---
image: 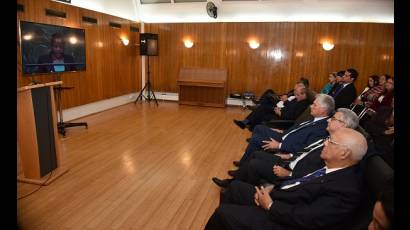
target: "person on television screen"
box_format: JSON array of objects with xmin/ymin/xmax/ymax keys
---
[{"xmin": 37, "ymin": 32, "xmax": 76, "ymax": 73}]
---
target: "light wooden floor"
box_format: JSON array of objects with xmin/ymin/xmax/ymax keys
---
[{"xmin": 17, "ymin": 101, "xmax": 251, "ymax": 230}]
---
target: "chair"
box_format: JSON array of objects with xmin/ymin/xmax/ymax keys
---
[
  {"xmin": 340, "ymin": 155, "xmax": 394, "ymax": 229},
  {"xmin": 351, "ymin": 103, "xmax": 376, "ymax": 120}
]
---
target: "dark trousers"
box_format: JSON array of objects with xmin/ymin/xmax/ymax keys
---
[
  {"xmin": 245, "ymin": 106, "xmax": 280, "ymax": 131},
  {"xmin": 235, "ymin": 151, "xmax": 285, "ymax": 185},
  {"xmin": 205, "ymin": 180, "xmax": 274, "ymax": 230},
  {"xmin": 239, "ymin": 125, "xmax": 283, "ymax": 164}
]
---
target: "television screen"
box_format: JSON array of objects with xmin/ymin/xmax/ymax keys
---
[{"xmin": 19, "ymin": 21, "xmax": 86, "ymax": 75}]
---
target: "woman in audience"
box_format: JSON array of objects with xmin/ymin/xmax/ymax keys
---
[
  {"xmin": 320, "ymin": 72, "xmax": 337, "ymax": 94},
  {"xmin": 369, "ymin": 77, "xmax": 394, "ymax": 111},
  {"xmin": 351, "ymin": 75, "xmax": 383, "ymax": 114},
  {"xmin": 362, "ymin": 97, "xmax": 394, "ymax": 168},
  {"xmin": 356, "ymin": 75, "xmax": 381, "ymax": 102},
  {"xmin": 378, "ymin": 74, "xmax": 391, "ymax": 87}
]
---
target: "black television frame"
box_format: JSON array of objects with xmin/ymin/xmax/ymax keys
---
[{"xmin": 18, "ymin": 20, "xmax": 87, "ymax": 76}]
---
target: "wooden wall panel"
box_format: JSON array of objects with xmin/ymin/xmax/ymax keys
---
[
  {"xmin": 145, "ymin": 22, "xmax": 394, "ymax": 97},
  {"xmin": 145, "ymin": 23, "xmax": 227, "ymax": 93},
  {"xmin": 17, "ymin": 0, "xmax": 141, "ymax": 109}
]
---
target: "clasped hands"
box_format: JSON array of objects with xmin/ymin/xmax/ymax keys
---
[
  {"xmin": 254, "ymin": 185, "xmax": 274, "ymax": 210},
  {"xmin": 273, "ymin": 165, "xmax": 291, "ymax": 177}
]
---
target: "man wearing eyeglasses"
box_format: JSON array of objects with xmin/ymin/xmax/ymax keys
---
[
  {"xmin": 234, "ymin": 94, "xmax": 334, "ymax": 166},
  {"xmin": 205, "ymin": 128, "xmax": 368, "ymax": 230},
  {"xmin": 212, "ymin": 108, "xmax": 359, "ymax": 188}
]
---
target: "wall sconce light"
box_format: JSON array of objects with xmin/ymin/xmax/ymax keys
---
[
  {"xmin": 382, "ymin": 54, "xmax": 390, "ymax": 60},
  {"xmin": 121, "ymin": 37, "xmax": 129, "ymax": 46},
  {"xmin": 248, "ymin": 40, "xmax": 260, "ymax": 49},
  {"xmin": 269, "ymin": 49, "xmax": 283, "ymax": 61},
  {"xmin": 295, "ymin": 51, "xmax": 304, "ymax": 57},
  {"xmin": 184, "ymin": 39, "xmax": 194, "ymax": 48},
  {"xmin": 322, "ymin": 41, "xmax": 334, "ymax": 51}
]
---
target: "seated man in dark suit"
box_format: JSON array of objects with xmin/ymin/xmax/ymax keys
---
[
  {"xmin": 205, "ymin": 128, "xmax": 368, "ymax": 230},
  {"xmin": 253, "ymin": 77, "xmax": 310, "ymax": 109},
  {"xmin": 236, "ymin": 94, "xmax": 334, "ymax": 165},
  {"xmin": 234, "ymin": 86, "xmax": 310, "ymax": 131},
  {"xmin": 330, "ymin": 68, "xmax": 358, "ymax": 109},
  {"xmin": 213, "ymin": 108, "xmax": 359, "ymax": 187}
]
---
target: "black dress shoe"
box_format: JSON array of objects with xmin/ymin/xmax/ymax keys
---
[
  {"xmin": 252, "ymin": 99, "xmax": 260, "ymax": 104},
  {"xmin": 212, "ymin": 177, "xmax": 232, "ymax": 188},
  {"xmin": 233, "ymin": 161, "xmax": 240, "ymax": 167},
  {"xmin": 246, "ymin": 105, "xmax": 257, "ymax": 111},
  {"xmin": 233, "ymin": 120, "xmax": 246, "ymax": 129},
  {"xmin": 228, "ymin": 170, "xmax": 239, "ymax": 177}
]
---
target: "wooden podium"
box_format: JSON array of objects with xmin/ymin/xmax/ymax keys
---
[
  {"xmin": 17, "ymin": 81, "xmax": 69, "ymax": 185},
  {"xmin": 177, "ymin": 68, "xmax": 227, "ymax": 108}
]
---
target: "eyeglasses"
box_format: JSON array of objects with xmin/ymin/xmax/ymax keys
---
[
  {"xmin": 330, "ymin": 116, "xmax": 345, "ymax": 124},
  {"xmin": 325, "ymin": 136, "xmax": 350, "ymax": 149}
]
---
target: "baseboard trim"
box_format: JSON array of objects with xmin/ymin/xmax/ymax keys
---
[{"xmin": 63, "ymin": 92, "xmax": 254, "ymax": 121}]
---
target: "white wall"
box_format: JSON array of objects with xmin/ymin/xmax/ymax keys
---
[
  {"xmin": 69, "ymin": 0, "xmax": 393, "ymax": 23},
  {"xmin": 139, "ymin": 1, "xmax": 393, "ymax": 23},
  {"xmin": 70, "ymin": 0, "xmax": 139, "ymax": 21}
]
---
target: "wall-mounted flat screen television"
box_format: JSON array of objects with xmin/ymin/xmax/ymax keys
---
[{"xmin": 19, "ymin": 21, "xmax": 86, "ymax": 75}]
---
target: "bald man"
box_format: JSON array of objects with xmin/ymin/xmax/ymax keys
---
[{"xmin": 206, "ymin": 128, "xmax": 368, "ymax": 230}]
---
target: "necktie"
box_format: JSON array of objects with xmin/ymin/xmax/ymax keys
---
[
  {"xmin": 282, "ymin": 120, "xmax": 314, "ymax": 140},
  {"xmin": 280, "ymin": 167, "xmax": 326, "ymax": 187},
  {"xmin": 333, "ymin": 84, "xmax": 347, "ymax": 98}
]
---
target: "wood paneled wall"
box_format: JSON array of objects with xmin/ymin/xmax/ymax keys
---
[
  {"xmin": 145, "ymin": 22, "xmax": 394, "ymax": 96},
  {"xmin": 17, "ymin": 0, "xmax": 141, "ymax": 109}
]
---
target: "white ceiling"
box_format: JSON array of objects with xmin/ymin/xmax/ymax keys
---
[{"xmin": 69, "ymin": 0, "xmax": 394, "ymax": 23}]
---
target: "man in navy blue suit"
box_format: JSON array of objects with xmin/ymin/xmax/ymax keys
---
[
  {"xmin": 236, "ymin": 94, "xmax": 334, "ymax": 165},
  {"xmin": 205, "ymin": 128, "xmax": 368, "ymax": 230},
  {"xmin": 221, "ymin": 108, "xmax": 360, "ymax": 187}
]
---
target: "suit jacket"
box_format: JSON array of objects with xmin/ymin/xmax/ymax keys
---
[
  {"xmin": 334, "ymin": 83, "xmax": 357, "ymax": 109},
  {"xmin": 280, "ymin": 99, "xmax": 310, "ymax": 120},
  {"xmin": 289, "ymin": 147, "xmax": 325, "ymax": 178},
  {"xmin": 267, "ymin": 165, "xmax": 363, "ymax": 229},
  {"xmin": 328, "ymin": 83, "xmax": 342, "ymax": 97},
  {"xmin": 279, "ymin": 118, "xmax": 329, "ymax": 154},
  {"xmin": 217, "ymin": 165, "xmax": 363, "ymax": 230}
]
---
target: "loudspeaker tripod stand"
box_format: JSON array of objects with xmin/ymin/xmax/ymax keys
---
[{"xmin": 134, "ymin": 56, "xmax": 158, "ymax": 106}]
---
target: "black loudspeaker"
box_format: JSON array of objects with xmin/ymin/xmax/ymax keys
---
[{"xmin": 140, "ymin": 33, "xmax": 158, "ymax": 56}]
